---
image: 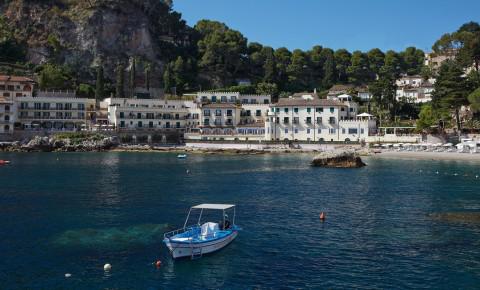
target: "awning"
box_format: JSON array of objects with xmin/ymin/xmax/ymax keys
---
[{"xmin": 192, "ymin": 204, "xmax": 235, "ymax": 210}]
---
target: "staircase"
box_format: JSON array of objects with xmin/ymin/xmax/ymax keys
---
[{"xmin": 191, "ymin": 246, "xmax": 203, "ymax": 259}]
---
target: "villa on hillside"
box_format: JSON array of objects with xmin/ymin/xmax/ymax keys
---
[{"xmin": 395, "ymin": 75, "xmax": 435, "ymax": 103}]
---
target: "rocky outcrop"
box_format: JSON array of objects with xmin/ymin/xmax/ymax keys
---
[
  {"xmin": 0, "ymin": 135, "xmax": 119, "ymax": 152},
  {"xmin": 311, "ymin": 151, "xmax": 366, "ymax": 168},
  {"xmin": 0, "ymin": 0, "xmax": 192, "ymax": 82}
]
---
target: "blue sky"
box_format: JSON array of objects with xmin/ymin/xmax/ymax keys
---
[{"xmin": 173, "ymin": 0, "xmax": 480, "ymax": 52}]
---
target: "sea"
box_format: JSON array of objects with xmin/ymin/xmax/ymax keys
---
[{"xmin": 0, "ymin": 152, "xmax": 480, "ymax": 289}]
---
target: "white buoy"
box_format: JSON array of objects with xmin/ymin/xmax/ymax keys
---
[
  {"xmin": 104, "ymin": 263, "xmax": 112, "ymax": 271},
  {"xmin": 65, "ymin": 273, "xmax": 72, "ymax": 278},
  {"xmin": 436, "ymin": 171, "xmax": 439, "ymax": 174}
]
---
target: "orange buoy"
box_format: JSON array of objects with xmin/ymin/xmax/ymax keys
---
[
  {"xmin": 155, "ymin": 260, "xmax": 162, "ymax": 268},
  {"xmin": 319, "ymin": 212, "xmax": 326, "ymax": 221}
]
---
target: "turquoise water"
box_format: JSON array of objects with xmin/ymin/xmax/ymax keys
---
[{"xmin": 1, "ymin": 152, "xmax": 480, "ymax": 289}]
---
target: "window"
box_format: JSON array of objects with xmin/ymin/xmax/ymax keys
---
[
  {"xmin": 329, "ymin": 128, "xmax": 336, "ymax": 134},
  {"xmin": 201, "ymin": 96, "xmax": 208, "ymax": 102},
  {"xmin": 275, "ymin": 117, "xmax": 279, "ymax": 123},
  {"xmin": 226, "ymin": 119, "xmax": 233, "ymax": 125},
  {"xmin": 65, "ymin": 103, "xmax": 72, "ymax": 110},
  {"xmin": 341, "ymin": 107, "xmax": 345, "ymax": 111},
  {"xmin": 65, "ymin": 112, "xmax": 72, "ymax": 119},
  {"xmin": 307, "ymin": 108, "xmax": 311, "ymax": 113},
  {"xmin": 21, "ymin": 102, "xmax": 28, "ymax": 109},
  {"xmin": 242, "ymin": 99, "xmax": 248, "ymax": 104},
  {"xmin": 318, "ymin": 128, "xmax": 321, "ymax": 133},
  {"xmin": 294, "ymin": 128, "xmax": 298, "ymax": 134},
  {"xmin": 42, "ymin": 112, "xmax": 50, "ymax": 118},
  {"xmin": 227, "ymin": 110, "xmax": 232, "ymax": 116},
  {"xmin": 176, "ymin": 122, "xmax": 181, "ymax": 128},
  {"xmin": 306, "ymin": 117, "xmax": 312, "ymax": 124},
  {"xmin": 294, "ymin": 108, "xmax": 299, "ymax": 113},
  {"xmin": 250, "ymin": 99, "xmax": 257, "ymax": 104},
  {"xmin": 256, "ymin": 110, "xmax": 261, "ymax": 117},
  {"xmin": 34, "ymin": 112, "xmax": 41, "ymax": 118},
  {"xmin": 284, "ymin": 108, "xmax": 289, "ymax": 113},
  {"xmin": 264, "ymin": 99, "xmax": 269, "ymax": 104},
  {"xmin": 329, "ymin": 117, "xmax": 336, "ymax": 124},
  {"xmin": 4, "ymin": 115, "xmax": 9, "ymax": 121},
  {"xmin": 330, "ymin": 107, "xmax": 335, "ymax": 113},
  {"xmin": 137, "ymin": 113, "xmax": 142, "ymax": 119},
  {"xmin": 293, "ymin": 117, "xmax": 299, "ymax": 124},
  {"xmin": 342, "ymin": 128, "xmax": 346, "ymax": 134},
  {"xmin": 120, "ymin": 121, "xmax": 125, "ymax": 128},
  {"xmin": 4, "ymin": 105, "xmax": 9, "ymax": 111},
  {"xmin": 56, "ymin": 112, "xmax": 63, "ymax": 119},
  {"xmin": 246, "ymin": 110, "xmax": 251, "ymax": 116},
  {"xmin": 56, "ymin": 103, "xmax": 63, "ymax": 110},
  {"xmin": 203, "ymin": 109, "xmax": 211, "ymax": 116},
  {"xmin": 119, "ymin": 112, "xmax": 125, "ymax": 118},
  {"xmin": 175, "ymin": 114, "xmax": 180, "ymax": 120},
  {"xmin": 275, "ymin": 108, "xmax": 280, "ymax": 113},
  {"xmin": 166, "ymin": 122, "xmax": 170, "ymax": 128},
  {"xmin": 211, "ymin": 96, "xmax": 217, "ymax": 102},
  {"xmin": 283, "ymin": 117, "xmax": 289, "ymax": 124},
  {"xmin": 78, "ymin": 104, "xmax": 85, "ymax": 111},
  {"xmin": 307, "ymin": 129, "xmax": 310, "ymax": 134},
  {"xmin": 361, "ymin": 128, "xmax": 364, "ymax": 134},
  {"xmin": 348, "ymin": 128, "xmax": 358, "ymax": 134},
  {"xmin": 204, "ymin": 119, "xmax": 210, "ymax": 125},
  {"xmin": 42, "ymin": 103, "xmax": 50, "ymax": 110},
  {"xmin": 316, "ymin": 117, "xmax": 322, "ymax": 124},
  {"xmin": 350, "ymin": 108, "xmax": 354, "ymax": 112},
  {"xmin": 214, "ymin": 119, "xmax": 222, "ymax": 126},
  {"xmin": 78, "ymin": 112, "xmax": 85, "ymax": 119},
  {"xmin": 231, "ymin": 96, "xmax": 236, "ymax": 102},
  {"xmin": 285, "ymin": 128, "xmax": 288, "ymax": 133},
  {"xmin": 221, "ymin": 96, "xmax": 227, "ymax": 102},
  {"xmin": 149, "ymin": 121, "xmax": 154, "ymax": 128},
  {"xmin": 146, "ymin": 113, "xmax": 154, "ymax": 119},
  {"xmin": 138, "ymin": 121, "xmax": 143, "ymax": 128}
]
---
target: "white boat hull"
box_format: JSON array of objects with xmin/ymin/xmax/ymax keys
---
[{"xmin": 165, "ymin": 231, "xmax": 238, "ymax": 259}]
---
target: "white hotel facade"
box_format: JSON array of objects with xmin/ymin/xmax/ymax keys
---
[{"xmin": 266, "ymin": 93, "xmax": 376, "ymax": 142}]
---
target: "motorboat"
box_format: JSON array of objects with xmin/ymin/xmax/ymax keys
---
[
  {"xmin": 163, "ymin": 204, "xmax": 240, "ymax": 259},
  {"xmin": 177, "ymin": 154, "xmax": 187, "ymax": 159},
  {"xmin": 0, "ymin": 160, "xmax": 10, "ymax": 165}
]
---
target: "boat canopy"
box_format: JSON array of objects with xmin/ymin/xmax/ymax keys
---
[{"xmin": 192, "ymin": 204, "xmax": 235, "ymax": 210}]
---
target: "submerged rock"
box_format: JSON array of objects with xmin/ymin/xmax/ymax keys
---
[
  {"xmin": 311, "ymin": 151, "xmax": 366, "ymax": 168},
  {"xmin": 428, "ymin": 212, "xmax": 480, "ymax": 224}
]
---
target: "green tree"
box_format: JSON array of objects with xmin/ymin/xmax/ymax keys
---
[
  {"xmin": 115, "ymin": 63, "xmax": 125, "ymax": 98},
  {"xmin": 468, "ymin": 87, "xmax": 480, "ymax": 112},
  {"xmin": 77, "ymin": 83, "xmax": 95, "ymax": 99},
  {"xmin": 38, "ymin": 64, "xmax": 71, "ymax": 90},
  {"xmin": 286, "ymin": 49, "xmax": 310, "ymax": 91},
  {"xmin": 195, "ymin": 20, "xmax": 248, "ymax": 88},
  {"xmin": 308, "ymin": 45, "xmax": 325, "ymax": 87},
  {"xmin": 163, "ymin": 63, "xmax": 173, "ymax": 94},
  {"xmin": 144, "ymin": 63, "xmax": 151, "ymax": 91},
  {"xmin": 321, "ymin": 48, "xmax": 336, "ymax": 89},
  {"xmin": 256, "ymin": 82, "xmax": 278, "ymax": 96},
  {"xmin": 367, "ymin": 48, "xmax": 385, "ymax": 76},
  {"xmin": 274, "ymin": 47, "xmax": 292, "ymax": 90},
  {"xmin": 262, "ymin": 47, "xmax": 276, "ymax": 83},
  {"xmin": 0, "ymin": 16, "xmax": 25, "ymax": 62},
  {"xmin": 129, "ymin": 57, "xmax": 136, "ymax": 97},
  {"xmin": 347, "ymin": 50, "xmax": 370, "ymax": 84},
  {"xmin": 400, "ymin": 47, "xmax": 425, "ymax": 75},
  {"xmin": 334, "ymin": 49, "xmax": 351, "ymax": 83},
  {"xmin": 416, "ymin": 104, "xmax": 438, "ymax": 131},
  {"xmin": 432, "ymin": 60, "xmax": 470, "ymax": 132}
]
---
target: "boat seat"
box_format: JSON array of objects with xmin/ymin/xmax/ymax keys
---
[{"xmin": 200, "ymin": 222, "xmax": 219, "ymax": 239}]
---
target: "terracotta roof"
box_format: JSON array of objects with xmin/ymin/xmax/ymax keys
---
[
  {"xmin": 328, "ymin": 84, "xmax": 354, "ymax": 92},
  {"xmin": 272, "ymin": 98, "xmax": 346, "ymax": 107},
  {"xmin": 0, "ymin": 75, "xmax": 34, "ymax": 82},
  {"xmin": 202, "ymin": 103, "xmax": 237, "ymax": 108},
  {"xmin": 291, "ymin": 92, "xmax": 319, "ymax": 99}
]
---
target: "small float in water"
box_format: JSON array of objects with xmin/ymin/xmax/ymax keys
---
[
  {"xmin": 0, "ymin": 160, "xmax": 11, "ymax": 165},
  {"xmin": 163, "ymin": 204, "xmax": 240, "ymax": 259},
  {"xmin": 177, "ymin": 154, "xmax": 187, "ymax": 159}
]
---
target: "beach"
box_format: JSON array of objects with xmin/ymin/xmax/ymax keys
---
[{"xmin": 370, "ymin": 150, "xmax": 480, "ymax": 161}]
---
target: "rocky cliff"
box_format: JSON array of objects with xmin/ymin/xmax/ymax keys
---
[{"xmin": 0, "ymin": 0, "xmax": 194, "ymax": 83}]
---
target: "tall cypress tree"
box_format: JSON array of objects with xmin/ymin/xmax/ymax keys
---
[
  {"xmin": 129, "ymin": 57, "xmax": 136, "ymax": 97},
  {"xmin": 263, "ymin": 47, "xmax": 276, "ymax": 83},
  {"xmin": 115, "ymin": 62, "xmax": 124, "ymax": 98},
  {"xmin": 95, "ymin": 64, "xmax": 104, "ymax": 104}
]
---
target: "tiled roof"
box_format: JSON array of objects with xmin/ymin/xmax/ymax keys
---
[
  {"xmin": 272, "ymin": 98, "xmax": 346, "ymax": 107},
  {"xmin": 202, "ymin": 103, "xmax": 237, "ymax": 108},
  {"xmin": 0, "ymin": 75, "xmax": 34, "ymax": 82}
]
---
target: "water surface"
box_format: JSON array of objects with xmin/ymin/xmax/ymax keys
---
[{"xmin": 0, "ymin": 152, "xmax": 480, "ymax": 289}]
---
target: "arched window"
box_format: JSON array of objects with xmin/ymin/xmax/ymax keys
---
[
  {"xmin": 4, "ymin": 115, "xmax": 9, "ymax": 121},
  {"xmin": 4, "ymin": 125, "xmax": 9, "ymax": 131}
]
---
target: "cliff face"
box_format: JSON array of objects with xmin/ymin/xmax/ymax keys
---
[{"xmin": 0, "ymin": 0, "xmax": 193, "ymax": 82}]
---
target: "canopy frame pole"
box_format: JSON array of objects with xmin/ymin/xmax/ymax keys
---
[
  {"xmin": 223, "ymin": 209, "xmax": 225, "ymax": 230},
  {"xmin": 183, "ymin": 208, "xmax": 192, "ymax": 229},
  {"xmin": 233, "ymin": 206, "xmax": 236, "ymax": 225},
  {"xmin": 197, "ymin": 208, "xmax": 204, "ymax": 225}
]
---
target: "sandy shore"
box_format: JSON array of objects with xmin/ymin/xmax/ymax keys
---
[{"xmin": 369, "ymin": 150, "xmax": 480, "ymax": 161}]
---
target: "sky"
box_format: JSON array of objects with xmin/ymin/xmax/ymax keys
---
[{"xmin": 173, "ymin": 0, "xmax": 480, "ymax": 53}]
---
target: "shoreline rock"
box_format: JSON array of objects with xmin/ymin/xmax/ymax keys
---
[{"xmin": 311, "ymin": 151, "xmax": 366, "ymax": 168}]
